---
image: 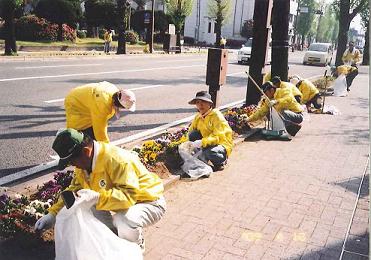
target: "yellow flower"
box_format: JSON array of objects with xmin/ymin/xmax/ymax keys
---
[{"xmin": 149, "ymin": 152, "xmax": 157, "ymax": 161}]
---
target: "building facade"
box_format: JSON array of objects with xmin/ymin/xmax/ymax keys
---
[{"xmin": 184, "ymin": 0, "xmax": 298, "ymax": 45}]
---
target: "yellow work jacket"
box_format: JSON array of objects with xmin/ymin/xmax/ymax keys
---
[
  {"xmin": 280, "ymin": 81, "xmax": 303, "ymax": 99},
  {"xmin": 189, "ymin": 109, "xmax": 233, "ymax": 156},
  {"xmin": 342, "ymin": 48, "xmax": 360, "ymax": 64},
  {"xmin": 337, "ymin": 65, "xmax": 358, "ymax": 75},
  {"xmin": 297, "ymin": 79, "xmax": 319, "ymax": 104},
  {"xmin": 104, "ymin": 32, "xmax": 112, "ymax": 42},
  {"xmin": 248, "ymin": 87, "xmax": 303, "ymax": 122},
  {"xmin": 49, "ymin": 142, "xmax": 164, "ymax": 215},
  {"xmin": 263, "ymin": 72, "xmax": 271, "ymax": 83},
  {"xmin": 64, "ymin": 81, "xmax": 117, "ymax": 143}
]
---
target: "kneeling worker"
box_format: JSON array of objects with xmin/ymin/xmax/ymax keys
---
[
  {"xmin": 272, "ymin": 76, "xmax": 303, "ymax": 104},
  {"xmin": 187, "ymin": 91, "xmax": 233, "ymax": 171},
  {"xmin": 247, "ymin": 81, "xmax": 304, "ymax": 136},
  {"xmin": 35, "ymin": 129, "xmax": 166, "ymax": 252},
  {"xmin": 290, "ymin": 75, "xmax": 322, "ymax": 110}
]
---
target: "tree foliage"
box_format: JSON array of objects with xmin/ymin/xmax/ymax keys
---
[
  {"xmin": 85, "ymin": 0, "xmax": 117, "ymax": 29},
  {"xmin": 131, "ymin": 10, "xmax": 169, "ymax": 33},
  {"xmin": 165, "ymin": 0, "xmax": 193, "ymax": 52},
  {"xmin": 296, "ymin": 0, "xmax": 316, "ymax": 38},
  {"xmin": 316, "ymin": 5, "xmax": 338, "ymax": 43},
  {"xmin": 208, "ymin": 0, "xmax": 231, "ymax": 46},
  {"xmin": 241, "ymin": 19, "xmax": 253, "ymax": 40}
]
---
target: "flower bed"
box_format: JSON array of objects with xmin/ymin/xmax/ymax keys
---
[{"xmin": 0, "ymin": 104, "xmax": 257, "ymax": 257}]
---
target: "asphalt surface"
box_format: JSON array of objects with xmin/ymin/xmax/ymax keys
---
[{"xmin": 0, "ymin": 50, "xmax": 330, "ymax": 177}]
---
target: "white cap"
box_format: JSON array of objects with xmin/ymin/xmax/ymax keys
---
[
  {"xmin": 290, "ymin": 75, "xmax": 301, "ymax": 85},
  {"xmin": 118, "ymin": 89, "xmax": 136, "ymax": 112}
]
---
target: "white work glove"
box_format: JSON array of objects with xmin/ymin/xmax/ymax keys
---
[
  {"xmin": 77, "ymin": 189, "xmax": 100, "ymax": 207},
  {"xmin": 268, "ymin": 99, "xmax": 277, "ymax": 107},
  {"xmin": 34, "ymin": 213, "xmax": 56, "ymax": 231},
  {"xmin": 192, "ymin": 140, "xmax": 202, "ymax": 149}
]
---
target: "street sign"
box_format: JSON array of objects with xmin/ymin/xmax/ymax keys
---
[
  {"xmin": 300, "ymin": 6, "xmax": 308, "ymax": 13},
  {"xmin": 144, "ymin": 12, "xmax": 151, "ymax": 24}
]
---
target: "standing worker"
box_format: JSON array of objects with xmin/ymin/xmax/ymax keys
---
[
  {"xmin": 64, "ymin": 81, "xmax": 136, "ymax": 143},
  {"xmin": 341, "ymin": 41, "xmax": 361, "ymax": 91},
  {"xmin": 104, "ymin": 29, "xmax": 112, "ymax": 54}
]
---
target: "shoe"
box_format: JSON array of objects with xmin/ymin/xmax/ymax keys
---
[
  {"xmin": 139, "ymin": 237, "xmax": 145, "ymax": 254},
  {"xmin": 347, "ymin": 88, "xmax": 350, "ymax": 92},
  {"xmin": 212, "ymin": 164, "xmax": 224, "ymax": 172}
]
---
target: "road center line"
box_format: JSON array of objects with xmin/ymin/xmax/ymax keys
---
[
  {"xmin": 0, "ymin": 64, "xmax": 204, "ymax": 82},
  {"xmin": 15, "ymin": 63, "xmax": 103, "ymax": 69},
  {"xmin": 44, "ymin": 84, "xmax": 166, "ymax": 103}
]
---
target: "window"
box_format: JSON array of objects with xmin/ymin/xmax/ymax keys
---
[
  {"xmin": 208, "ymin": 22, "xmax": 212, "ymax": 33},
  {"xmin": 214, "ymin": 22, "xmax": 217, "ymax": 33}
]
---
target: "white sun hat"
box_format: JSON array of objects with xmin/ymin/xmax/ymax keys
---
[{"xmin": 118, "ymin": 89, "xmax": 136, "ymax": 112}]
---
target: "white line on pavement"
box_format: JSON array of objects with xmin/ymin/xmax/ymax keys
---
[
  {"xmin": 0, "ymin": 64, "xmax": 204, "ymax": 82},
  {"xmin": 44, "ymin": 84, "xmax": 166, "ymax": 103},
  {"xmin": 227, "ymin": 72, "xmax": 245, "ymax": 76},
  {"xmin": 15, "ymin": 63, "xmax": 103, "ymax": 69},
  {"xmin": 0, "ymin": 99, "xmax": 244, "ymax": 186}
]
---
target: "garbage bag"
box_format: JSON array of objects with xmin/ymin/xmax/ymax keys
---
[
  {"xmin": 333, "ymin": 74, "xmax": 347, "ymax": 97},
  {"xmin": 55, "ymin": 194, "xmax": 143, "ymax": 260},
  {"xmin": 178, "ymin": 141, "xmax": 213, "ymax": 180}
]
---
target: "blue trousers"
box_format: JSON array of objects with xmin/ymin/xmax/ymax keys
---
[{"xmin": 188, "ymin": 130, "xmax": 227, "ymax": 167}]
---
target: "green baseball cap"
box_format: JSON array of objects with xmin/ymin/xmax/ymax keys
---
[{"xmin": 52, "ymin": 128, "xmax": 84, "ymax": 170}]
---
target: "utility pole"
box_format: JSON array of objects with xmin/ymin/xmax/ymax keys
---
[
  {"xmin": 271, "ymin": 0, "xmax": 290, "ymax": 81},
  {"xmin": 245, "ymin": 0, "xmax": 273, "ymax": 105},
  {"xmin": 293, "ymin": 5, "xmax": 300, "ymax": 49},
  {"xmin": 150, "ymin": 0, "xmax": 155, "ymax": 53}
]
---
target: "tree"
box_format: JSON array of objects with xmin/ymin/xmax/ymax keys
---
[
  {"xmin": 208, "ymin": 0, "xmax": 231, "ymax": 47},
  {"xmin": 85, "ymin": 0, "xmax": 117, "ymax": 33},
  {"xmin": 35, "ymin": 0, "xmax": 82, "ymax": 41},
  {"xmin": 296, "ymin": 0, "xmax": 316, "ymax": 48},
  {"xmin": 241, "ymin": 19, "xmax": 254, "ymax": 40},
  {"xmin": 360, "ymin": 5, "xmax": 369, "ymax": 65},
  {"xmin": 133, "ymin": 0, "xmax": 148, "ymax": 10},
  {"xmin": 0, "ymin": 0, "xmax": 22, "ymax": 55},
  {"xmin": 165, "ymin": 0, "xmax": 193, "ymax": 53},
  {"xmin": 331, "ymin": 0, "xmax": 368, "ymax": 66},
  {"xmin": 316, "ymin": 5, "xmax": 338, "ymax": 43}
]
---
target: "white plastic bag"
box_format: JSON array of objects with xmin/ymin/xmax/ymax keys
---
[
  {"xmin": 55, "ymin": 195, "xmax": 143, "ymax": 260},
  {"xmin": 268, "ymin": 108, "xmax": 286, "ymax": 132},
  {"xmin": 178, "ymin": 141, "xmax": 213, "ymax": 180},
  {"xmin": 333, "ymin": 74, "xmax": 348, "ymax": 97}
]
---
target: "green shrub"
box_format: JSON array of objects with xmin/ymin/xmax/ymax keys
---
[
  {"xmin": 77, "ymin": 30, "xmax": 86, "ymax": 38},
  {"xmin": 125, "ymin": 30, "xmax": 138, "ymax": 44}
]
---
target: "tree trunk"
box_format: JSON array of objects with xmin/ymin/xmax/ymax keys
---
[
  {"xmin": 87, "ymin": 25, "xmax": 94, "ymax": 38},
  {"xmin": 362, "ymin": 21, "xmax": 369, "ymax": 65},
  {"xmin": 4, "ymin": 11, "xmax": 17, "ymax": 55},
  {"xmin": 176, "ymin": 31, "xmax": 181, "ymax": 53},
  {"xmin": 271, "ymin": 0, "xmax": 290, "ymax": 81},
  {"xmin": 58, "ymin": 23, "xmax": 64, "ymax": 41},
  {"xmin": 245, "ymin": 0, "xmax": 272, "ymax": 105},
  {"xmin": 215, "ymin": 16, "xmax": 222, "ymax": 48},
  {"xmin": 335, "ymin": 0, "xmax": 351, "ymax": 66},
  {"xmin": 116, "ymin": 0, "xmax": 127, "ymax": 54}
]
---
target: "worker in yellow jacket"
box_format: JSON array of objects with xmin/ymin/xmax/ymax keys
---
[
  {"xmin": 35, "ymin": 128, "xmax": 165, "ymax": 252},
  {"xmin": 341, "ymin": 41, "xmax": 360, "ymax": 91},
  {"xmin": 187, "ymin": 91, "xmax": 233, "ymax": 171},
  {"xmin": 64, "ymin": 81, "xmax": 136, "ymax": 143},
  {"xmin": 247, "ymin": 81, "xmax": 304, "ymax": 136},
  {"xmin": 271, "ymin": 76, "xmax": 303, "ymax": 103},
  {"xmin": 290, "ymin": 75, "xmax": 322, "ymax": 109},
  {"xmin": 103, "ymin": 29, "xmax": 112, "ymax": 54}
]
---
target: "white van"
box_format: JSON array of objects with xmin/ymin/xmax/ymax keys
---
[{"xmin": 303, "ymin": 43, "xmax": 333, "ymax": 66}]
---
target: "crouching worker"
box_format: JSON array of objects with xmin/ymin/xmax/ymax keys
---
[
  {"xmin": 187, "ymin": 91, "xmax": 233, "ymax": 171},
  {"xmin": 336, "ymin": 65, "xmax": 358, "ymax": 92},
  {"xmin": 272, "ymin": 76, "xmax": 303, "ymax": 104},
  {"xmin": 290, "ymin": 75, "xmax": 322, "ymax": 110},
  {"xmin": 247, "ymin": 82, "xmax": 304, "ymax": 136},
  {"xmin": 34, "ymin": 129, "xmax": 166, "ymax": 252}
]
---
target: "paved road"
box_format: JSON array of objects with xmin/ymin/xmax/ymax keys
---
[{"xmin": 0, "ymin": 51, "xmax": 329, "ymax": 177}]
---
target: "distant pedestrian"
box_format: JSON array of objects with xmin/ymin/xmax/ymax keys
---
[
  {"xmin": 220, "ymin": 37, "xmax": 227, "ymax": 49},
  {"xmin": 64, "ymin": 81, "xmax": 136, "ymax": 143},
  {"xmin": 104, "ymin": 29, "xmax": 112, "ymax": 54},
  {"xmin": 187, "ymin": 91, "xmax": 233, "ymax": 171}
]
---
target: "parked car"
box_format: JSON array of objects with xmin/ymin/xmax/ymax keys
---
[
  {"xmin": 237, "ymin": 38, "xmax": 271, "ymax": 65},
  {"xmin": 237, "ymin": 38, "xmax": 252, "ymax": 64},
  {"xmin": 303, "ymin": 43, "xmax": 333, "ymax": 66}
]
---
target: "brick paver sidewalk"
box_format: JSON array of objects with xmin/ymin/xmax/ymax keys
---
[{"xmin": 144, "ymin": 66, "xmax": 369, "ymax": 260}]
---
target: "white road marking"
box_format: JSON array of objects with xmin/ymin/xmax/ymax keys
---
[
  {"xmin": 0, "ymin": 64, "xmax": 204, "ymax": 82},
  {"xmin": 44, "ymin": 84, "xmax": 166, "ymax": 103},
  {"xmin": 227, "ymin": 71, "xmax": 245, "ymax": 76},
  {"xmin": 15, "ymin": 63, "xmax": 103, "ymax": 69}
]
